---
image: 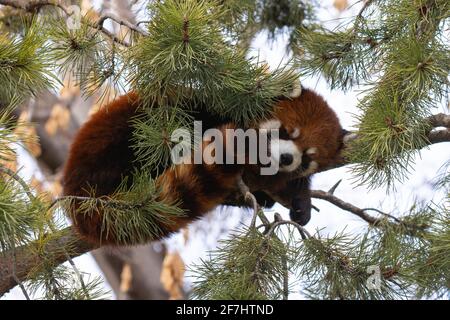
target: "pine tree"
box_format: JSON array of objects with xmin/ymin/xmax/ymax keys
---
[{"xmin": 0, "ymin": 0, "xmax": 448, "ymax": 300}]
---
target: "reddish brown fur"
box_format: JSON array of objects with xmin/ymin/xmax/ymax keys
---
[
  {"xmin": 63, "ymin": 88, "xmax": 343, "ymax": 246},
  {"xmin": 273, "ymin": 88, "xmax": 342, "ymax": 170},
  {"xmin": 63, "ymin": 95, "xmax": 242, "ymax": 245},
  {"xmin": 242, "ymin": 88, "xmax": 343, "ymax": 198}
]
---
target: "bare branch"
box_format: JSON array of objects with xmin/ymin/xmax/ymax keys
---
[
  {"xmin": 427, "ymin": 113, "xmax": 450, "ymax": 128},
  {"xmin": 95, "ymin": 13, "xmax": 147, "ymax": 35},
  {"xmin": 310, "ymin": 190, "xmax": 381, "ymax": 225},
  {"xmin": 0, "ymin": 0, "xmax": 147, "ymax": 47},
  {"xmin": 310, "ymin": 189, "xmax": 430, "ymax": 238},
  {"xmin": 428, "ymin": 129, "xmax": 450, "ymax": 144},
  {"xmin": 238, "ymin": 178, "xmax": 271, "ymax": 227}
]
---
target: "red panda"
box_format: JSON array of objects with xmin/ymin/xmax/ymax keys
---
[
  {"xmin": 62, "ymin": 88, "xmax": 344, "ymax": 246},
  {"xmin": 240, "ymin": 88, "xmax": 345, "ymax": 225}
]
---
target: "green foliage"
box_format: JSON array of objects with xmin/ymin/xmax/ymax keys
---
[
  {"xmin": 349, "ymin": 92, "xmax": 430, "ymax": 189},
  {"xmin": 0, "ymin": 18, "xmax": 55, "ymax": 103},
  {"xmin": 192, "ymin": 200, "xmax": 449, "ymax": 299},
  {"xmin": 261, "ymin": 0, "xmax": 315, "ymax": 38},
  {"xmin": 295, "ymin": 25, "xmax": 374, "ymax": 90},
  {"xmin": 0, "ymin": 174, "xmax": 40, "ymax": 250},
  {"xmin": 48, "ymin": 16, "xmax": 104, "ymax": 80},
  {"xmin": 297, "ymin": 202, "xmax": 449, "ymax": 299},
  {"xmin": 63, "ymin": 171, "xmax": 185, "ymax": 246},
  {"xmin": 216, "ymin": 0, "xmax": 257, "ymax": 36},
  {"xmin": 48, "ymin": 15, "xmax": 128, "ymax": 101},
  {"xmin": 130, "ymin": 0, "xmax": 231, "ymax": 101},
  {"xmin": 192, "ymin": 227, "xmax": 293, "ymax": 299},
  {"xmin": 296, "ymin": 0, "xmax": 449, "ymax": 188},
  {"xmin": 131, "ymin": 105, "xmax": 193, "ymax": 172},
  {"xmin": 0, "ymin": 98, "xmax": 22, "ymax": 162},
  {"xmin": 0, "ymin": 0, "xmax": 448, "ymax": 301},
  {"xmin": 27, "ymin": 266, "xmax": 109, "ymax": 300},
  {"xmin": 129, "ymin": 0, "xmax": 298, "ymax": 124}
]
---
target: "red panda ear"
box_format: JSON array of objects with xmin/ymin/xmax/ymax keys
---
[
  {"xmin": 333, "ymin": 128, "xmax": 357, "ymax": 166},
  {"xmin": 342, "ymin": 129, "xmax": 358, "ymax": 146},
  {"xmin": 289, "ymin": 80, "xmax": 302, "ymax": 98}
]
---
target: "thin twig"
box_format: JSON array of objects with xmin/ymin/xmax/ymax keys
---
[
  {"xmin": 310, "ymin": 189, "xmax": 380, "ymax": 225},
  {"xmin": 265, "ymin": 220, "xmax": 313, "ymax": 239},
  {"xmin": 0, "ymin": 0, "xmax": 144, "ymax": 47},
  {"xmin": 328, "ymin": 179, "xmax": 342, "ymax": 195},
  {"xmin": 281, "ymin": 254, "xmax": 289, "ymax": 300},
  {"xmin": 237, "ymin": 178, "xmax": 268, "ymax": 229},
  {"xmin": 95, "ymin": 13, "xmax": 147, "ymax": 35},
  {"xmin": 362, "ymin": 207, "xmax": 402, "ymax": 223}
]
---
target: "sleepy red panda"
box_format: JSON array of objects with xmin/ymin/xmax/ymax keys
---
[
  {"xmin": 62, "ymin": 88, "xmax": 344, "ymax": 246},
  {"xmin": 238, "ymin": 89, "xmax": 346, "ymax": 225}
]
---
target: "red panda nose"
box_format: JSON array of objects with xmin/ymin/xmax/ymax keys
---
[{"xmin": 280, "ymin": 153, "xmax": 294, "ymax": 166}]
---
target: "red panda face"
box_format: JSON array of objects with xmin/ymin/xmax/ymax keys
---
[{"xmin": 258, "ymin": 88, "xmax": 343, "ymax": 175}]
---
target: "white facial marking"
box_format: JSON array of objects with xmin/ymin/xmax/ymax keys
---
[
  {"xmin": 259, "ymin": 119, "xmax": 281, "ymax": 130},
  {"xmin": 270, "ymin": 139, "xmax": 302, "ymax": 172},
  {"xmin": 306, "ymin": 147, "xmax": 318, "ymax": 156},
  {"xmin": 290, "ymin": 128, "xmax": 300, "ymax": 139}
]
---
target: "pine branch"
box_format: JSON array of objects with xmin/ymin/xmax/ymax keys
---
[
  {"xmin": 0, "ymin": 227, "xmax": 94, "ymax": 296},
  {"xmin": 0, "ymin": 0, "xmax": 146, "ymax": 47},
  {"xmin": 0, "ymin": 177, "xmax": 438, "ymax": 297},
  {"xmin": 310, "ymin": 113, "xmax": 450, "ymax": 178},
  {"xmin": 95, "ymin": 13, "xmax": 147, "ymax": 35}
]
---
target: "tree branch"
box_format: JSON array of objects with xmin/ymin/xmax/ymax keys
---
[
  {"xmin": 310, "ymin": 189, "xmax": 432, "ymax": 240},
  {"xmin": 0, "ymin": 0, "xmax": 69, "ymax": 15},
  {"xmin": 95, "ymin": 13, "xmax": 147, "ymax": 36},
  {"xmin": 0, "ymin": 182, "xmax": 432, "ymax": 297},
  {"xmin": 0, "ymin": 0, "xmax": 147, "ymax": 47},
  {"xmin": 0, "ymin": 92, "xmax": 446, "ymax": 298},
  {"xmin": 335, "ymin": 113, "xmax": 450, "ymax": 169},
  {"xmin": 310, "ymin": 190, "xmax": 381, "ymax": 225},
  {"xmin": 427, "ymin": 113, "xmax": 450, "ymax": 128},
  {"xmin": 428, "ymin": 128, "xmax": 450, "ymax": 144},
  {"xmin": 0, "ymin": 227, "xmax": 94, "ymax": 296}
]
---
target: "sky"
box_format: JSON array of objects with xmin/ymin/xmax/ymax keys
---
[{"xmin": 2, "ymin": 0, "xmax": 449, "ymax": 300}]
